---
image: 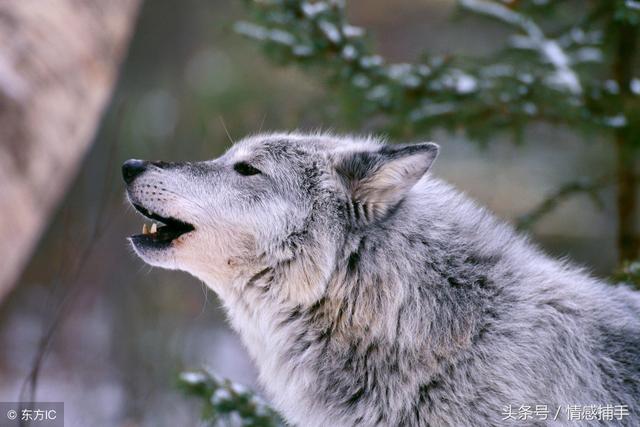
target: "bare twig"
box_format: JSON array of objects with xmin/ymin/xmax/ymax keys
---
[
  {"xmin": 18, "ymin": 101, "xmax": 128, "ymax": 404},
  {"xmin": 516, "ymin": 175, "xmax": 610, "ymax": 230}
]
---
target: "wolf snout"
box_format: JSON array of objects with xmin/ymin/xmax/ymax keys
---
[{"xmin": 122, "ymin": 159, "xmax": 149, "ymax": 184}]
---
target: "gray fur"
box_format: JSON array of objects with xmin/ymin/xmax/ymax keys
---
[{"xmin": 124, "ymin": 132, "xmax": 640, "ymax": 426}]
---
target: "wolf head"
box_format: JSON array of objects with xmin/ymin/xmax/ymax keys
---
[{"xmin": 123, "ymin": 133, "xmax": 438, "ymax": 305}]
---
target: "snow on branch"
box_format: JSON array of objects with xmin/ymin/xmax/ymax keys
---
[
  {"xmin": 236, "ymin": 0, "xmax": 610, "ymax": 140},
  {"xmin": 459, "ymin": 0, "xmax": 582, "ymax": 94},
  {"xmin": 179, "ymin": 369, "xmax": 284, "ymax": 426}
]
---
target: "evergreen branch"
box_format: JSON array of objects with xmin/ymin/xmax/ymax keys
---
[
  {"xmin": 236, "ymin": 0, "xmax": 602, "ymax": 139},
  {"xmin": 179, "ymin": 370, "xmax": 285, "ymax": 427},
  {"xmin": 614, "ymin": 260, "xmax": 640, "ymax": 288},
  {"xmin": 459, "ymin": 0, "xmax": 581, "ymax": 94}
]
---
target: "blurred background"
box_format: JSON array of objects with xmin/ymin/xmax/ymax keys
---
[{"xmin": 0, "ymin": 0, "xmax": 633, "ymax": 426}]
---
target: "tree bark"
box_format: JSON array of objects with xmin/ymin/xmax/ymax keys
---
[
  {"xmin": 613, "ymin": 22, "xmax": 639, "ymax": 264},
  {"xmin": 615, "ymin": 133, "xmax": 639, "ymax": 262},
  {"xmin": 0, "ymin": 0, "xmax": 142, "ymax": 301}
]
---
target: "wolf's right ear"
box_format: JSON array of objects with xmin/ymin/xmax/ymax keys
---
[{"xmin": 332, "ymin": 142, "xmax": 439, "ymax": 222}]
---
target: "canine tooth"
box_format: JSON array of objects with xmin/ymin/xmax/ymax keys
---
[
  {"xmin": 142, "ymin": 223, "xmax": 149, "ymax": 235},
  {"xmin": 150, "ymin": 223, "xmax": 157, "ymax": 234}
]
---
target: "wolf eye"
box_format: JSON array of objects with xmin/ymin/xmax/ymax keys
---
[{"xmin": 234, "ymin": 161, "xmax": 262, "ymax": 176}]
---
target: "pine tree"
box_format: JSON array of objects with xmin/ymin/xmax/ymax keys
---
[{"xmin": 235, "ymin": 0, "xmax": 640, "ymax": 265}]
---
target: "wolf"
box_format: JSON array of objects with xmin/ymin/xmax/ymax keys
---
[{"xmin": 123, "ymin": 132, "xmax": 640, "ymax": 426}]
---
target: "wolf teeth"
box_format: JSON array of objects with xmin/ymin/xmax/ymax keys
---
[{"xmin": 141, "ymin": 223, "xmax": 158, "ymax": 235}]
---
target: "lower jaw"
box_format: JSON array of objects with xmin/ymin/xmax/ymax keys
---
[
  {"xmin": 130, "ymin": 233, "xmax": 174, "ymax": 250},
  {"xmin": 130, "ymin": 224, "xmax": 194, "ymax": 249}
]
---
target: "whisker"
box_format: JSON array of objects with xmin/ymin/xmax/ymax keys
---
[{"xmin": 219, "ymin": 116, "xmax": 234, "ymax": 145}]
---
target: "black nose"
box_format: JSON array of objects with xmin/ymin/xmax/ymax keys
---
[{"xmin": 122, "ymin": 159, "xmax": 148, "ymax": 184}]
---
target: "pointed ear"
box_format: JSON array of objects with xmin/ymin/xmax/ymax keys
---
[{"xmin": 333, "ymin": 142, "xmax": 439, "ymax": 221}]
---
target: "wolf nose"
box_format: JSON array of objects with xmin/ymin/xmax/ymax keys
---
[{"xmin": 122, "ymin": 159, "xmax": 148, "ymax": 184}]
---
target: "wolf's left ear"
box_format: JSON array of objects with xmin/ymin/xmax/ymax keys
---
[{"xmin": 333, "ymin": 142, "xmax": 439, "ymax": 221}]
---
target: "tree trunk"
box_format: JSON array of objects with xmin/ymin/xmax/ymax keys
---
[
  {"xmin": 615, "ymin": 132, "xmax": 639, "ymax": 262},
  {"xmin": 613, "ymin": 22, "xmax": 639, "ymax": 264},
  {"xmin": 0, "ymin": 0, "xmax": 142, "ymax": 301}
]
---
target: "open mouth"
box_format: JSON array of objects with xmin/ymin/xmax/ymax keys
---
[{"xmin": 130, "ymin": 203, "xmax": 195, "ymax": 246}]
